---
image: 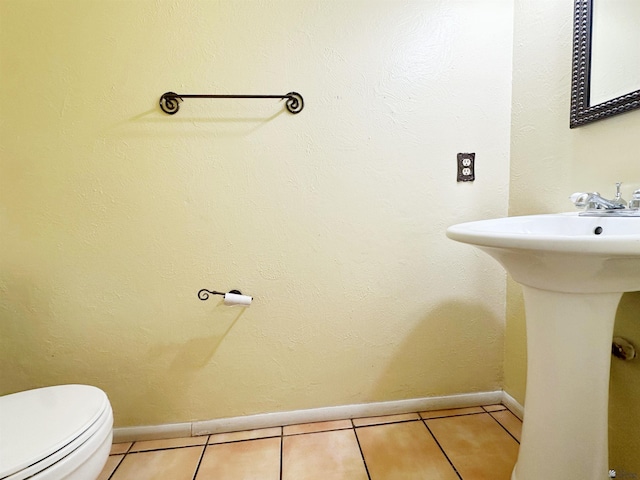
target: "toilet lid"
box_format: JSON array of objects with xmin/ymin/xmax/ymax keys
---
[{"xmin": 0, "ymin": 384, "xmax": 110, "ymax": 479}]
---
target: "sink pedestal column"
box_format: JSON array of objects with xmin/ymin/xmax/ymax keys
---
[{"xmin": 511, "ymin": 286, "xmax": 621, "ymax": 480}]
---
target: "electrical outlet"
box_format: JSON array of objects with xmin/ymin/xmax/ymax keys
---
[{"xmin": 457, "ymin": 153, "xmax": 475, "ymax": 182}]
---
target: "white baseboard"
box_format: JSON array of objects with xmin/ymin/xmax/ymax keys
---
[
  {"xmin": 192, "ymin": 390, "xmax": 503, "ymax": 436},
  {"xmin": 501, "ymin": 390, "xmax": 524, "ymax": 420},
  {"xmin": 113, "ymin": 422, "xmax": 192, "ymax": 443},
  {"xmin": 113, "ymin": 390, "xmax": 503, "ymax": 443}
]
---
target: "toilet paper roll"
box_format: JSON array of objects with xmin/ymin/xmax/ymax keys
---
[{"xmin": 223, "ymin": 292, "xmax": 252, "ymax": 306}]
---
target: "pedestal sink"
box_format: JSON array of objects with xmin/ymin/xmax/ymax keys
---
[{"xmin": 446, "ymin": 213, "xmax": 640, "ymax": 480}]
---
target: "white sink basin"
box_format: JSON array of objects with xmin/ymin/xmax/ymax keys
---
[
  {"xmin": 447, "ymin": 213, "xmax": 640, "ymax": 480},
  {"xmin": 447, "ymin": 213, "xmax": 640, "ymax": 293}
]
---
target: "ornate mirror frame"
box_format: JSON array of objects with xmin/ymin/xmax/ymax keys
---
[{"xmin": 570, "ymin": 0, "xmax": 640, "ymax": 128}]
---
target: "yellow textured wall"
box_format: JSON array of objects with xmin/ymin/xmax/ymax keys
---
[
  {"xmin": 0, "ymin": 0, "xmax": 513, "ymax": 427},
  {"xmin": 509, "ymin": 0, "xmax": 640, "ymax": 472}
]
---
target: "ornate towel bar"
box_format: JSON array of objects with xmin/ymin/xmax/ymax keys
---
[{"xmin": 159, "ymin": 91, "xmax": 304, "ymax": 115}]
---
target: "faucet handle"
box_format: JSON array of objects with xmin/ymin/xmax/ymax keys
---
[
  {"xmin": 629, "ymin": 189, "xmax": 640, "ymax": 210},
  {"xmin": 570, "ymin": 192, "xmax": 589, "ymax": 208}
]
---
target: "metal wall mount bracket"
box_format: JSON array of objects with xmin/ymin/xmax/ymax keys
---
[{"xmin": 612, "ymin": 336, "xmax": 637, "ymax": 361}]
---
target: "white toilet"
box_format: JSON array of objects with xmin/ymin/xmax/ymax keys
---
[{"xmin": 0, "ymin": 384, "xmax": 113, "ymax": 480}]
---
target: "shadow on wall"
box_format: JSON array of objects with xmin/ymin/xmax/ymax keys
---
[
  {"xmin": 0, "ymin": 270, "xmax": 57, "ymax": 393},
  {"xmin": 371, "ymin": 301, "xmax": 503, "ymax": 402},
  {"xmin": 147, "ymin": 303, "xmax": 245, "ymax": 370},
  {"xmin": 111, "ymin": 305, "xmax": 248, "ymax": 426},
  {"xmin": 610, "ymin": 291, "xmax": 640, "ymax": 475},
  {"xmin": 0, "ymin": 269, "xmax": 248, "ymax": 426},
  {"xmin": 105, "ymin": 104, "xmax": 288, "ymax": 139}
]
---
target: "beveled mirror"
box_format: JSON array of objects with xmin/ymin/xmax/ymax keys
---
[{"xmin": 570, "ymin": 0, "xmax": 640, "ymax": 128}]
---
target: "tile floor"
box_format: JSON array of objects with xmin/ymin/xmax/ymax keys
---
[{"xmin": 100, "ymin": 404, "xmax": 522, "ymax": 480}]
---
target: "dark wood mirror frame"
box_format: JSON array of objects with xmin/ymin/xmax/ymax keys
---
[{"xmin": 570, "ymin": 0, "xmax": 640, "ymax": 128}]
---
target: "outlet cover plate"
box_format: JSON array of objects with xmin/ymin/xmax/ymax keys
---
[{"xmin": 457, "ymin": 153, "xmax": 475, "ymax": 182}]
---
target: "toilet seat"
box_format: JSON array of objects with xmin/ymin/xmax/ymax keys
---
[{"xmin": 0, "ymin": 385, "xmax": 112, "ymax": 480}]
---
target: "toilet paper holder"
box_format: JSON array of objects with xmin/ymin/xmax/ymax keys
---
[
  {"xmin": 198, "ymin": 289, "xmax": 242, "ymax": 301},
  {"xmin": 197, "ymin": 288, "xmax": 253, "ymax": 306}
]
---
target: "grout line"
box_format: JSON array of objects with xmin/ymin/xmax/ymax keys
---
[
  {"xmin": 284, "ymin": 426, "xmax": 357, "ymax": 436},
  {"xmin": 190, "ymin": 438, "xmax": 209, "ymax": 480},
  {"xmin": 502, "ymin": 404, "xmax": 523, "ymax": 421},
  {"xmin": 487, "ymin": 412, "xmax": 520, "ymax": 445},
  {"xmin": 481, "ymin": 405, "xmax": 507, "ymax": 413},
  {"xmin": 419, "ymin": 411, "xmax": 487, "ymax": 421},
  {"xmin": 421, "ymin": 419, "xmax": 463, "ymax": 480},
  {"xmin": 207, "ymin": 435, "xmax": 282, "ymax": 445},
  {"xmin": 126, "ymin": 444, "xmax": 210, "ymax": 454},
  {"xmin": 351, "ymin": 421, "xmax": 372, "ymax": 480},
  {"xmin": 109, "ymin": 442, "xmax": 134, "ymax": 456},
  {"xmin": 353, "ymin": 418, "xmax": 421, "ymax": 428},
  {"xmin": 106, "ymin": 454, "xmax": 126, "ymax": 480}
]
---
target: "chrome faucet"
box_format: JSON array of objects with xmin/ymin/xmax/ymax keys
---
[{"xmin": 570, "ymin": 182, "xmax": 640, "ymax": 216}]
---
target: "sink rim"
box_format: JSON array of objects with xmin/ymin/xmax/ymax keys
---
[{"xmin": 446, "ymin": 212, "xmax": 640, "ymax": 257}]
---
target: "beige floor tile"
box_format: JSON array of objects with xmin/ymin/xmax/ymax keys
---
[
  {"xmin": 420, "ymin": 406, "xmax": 485, "ymax": 419},
  {"xmin": 284, "ymin": 419, "xmax": 352, "ymax": 435},
  {"xmin": 209, "ymin": 427, "xmax": 281, "ymax": 444},
  {"xmin": 282, "ymin": 429, "xmax": 368, "ymax": 480},
  {"xmin": 110, "ymin": 446, "xmax": 204, "ymax": 480},
  {"xmin": 490, "ymin": 410, "xmax": 522, "ymax": 442},
  {"xmin": 482, "ymin": 404, "xmax": 507, "ymax": 412},
  {"xmin": 98, "ymin": 454, "xmax": 124, "ymax": 480},
  {"xmin": 426, "ymin": 413, "xmax": 519, "ymax": 480},
  {"xmin": 356, "ymin": 421, "xmax": 459, "ymax": 480},
  {"xmin": 109, "ymin": 443, "xmax": 132, "ymax": 455},
  {"xmin": 130, "ymin": 436, "xmax": 207, "ymax": 452},
  {"xmin": 352, "ymin": 412, "xmax": 420, "ymax": 427},
  {"xmin": 196, "ymin": 437, "xmax": 280, "ymax": 480}
]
